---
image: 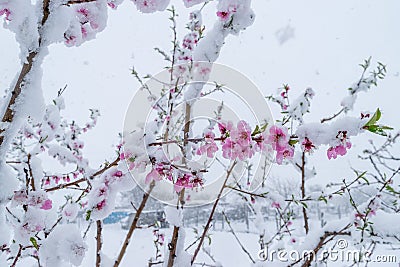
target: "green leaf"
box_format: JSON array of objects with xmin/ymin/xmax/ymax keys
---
[
  {"xmin": 30, "ymin": 237, "xmax": 39, "ymax": 250},
  {"xmin": 381, "ymin": 125, "xmax": 394, "ymax": 130},
  {"xmin": 386, "ymin": 185, "xmax": 397, "ymax": 194},
  {"xmin": 364, "ymin": 108, "xmax": 381, "ymax": 127},
  {"xmin": 260, "ymin": 123, "xmax": 268, "ymax": 132},
  {"xmin": 251, "ymin": 125, "xmax": 261, "ymax": 136},
  {"xmin": 289, "ymin": 139, "xmax": 299, "ymax": 145},
  {"xmin": 358, "ymin": 171, "xmax": 369, "ymax": 185},
  {"xmin": 86, "ymin": 210, "xmax": 92, "ymax": 221},
  {"xmin": 318, "ymin": 196, "xmax": 328, "ymax": 204}
]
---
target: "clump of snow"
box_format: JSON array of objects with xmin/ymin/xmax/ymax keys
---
[
  {"xmin": 287, "ymin": 88, "xmax": 314, "ymax": 124},
  {"xmin": 164, "ymin": 205, "xmax": 183, "ymax": 227},
  {"xmin": 132, "ymin": 0, "xmax": 170, "ymax": 13},
  {"xmin": 39, "ymin": 224, "xmax": 87, "ymax": 266},
  {"xmin": 0, "ymin": 206, "xmax": 11, "ymax": 247},
  {"xmin": 296, "ymin": 116, "xmax": 366, "ymax": 148},
  {"xmin": 87, "ymin": 161, "xmax": 135, "ymax": 220},
  {"xmin": 369, "ymin": 210, "xmax": 400, "ymax": 237},
  {"xmin": 0, "ymin": 0, "xmax": 39, "ymax": 60},
  {"xmin": 63, "ymin": 202, "xmax": 79, "ymax": 221},
  {"xmin": 182, "ymin": 0, "xmax": 207, "ymax": 8},
  {"xmin": 0, "ymin": 163, "xmax": 18, "ymax": 202}
]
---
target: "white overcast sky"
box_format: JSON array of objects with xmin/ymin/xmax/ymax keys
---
[{"xmin": 1, "ymin": 0, "xmax": 399, "ymax": 186}]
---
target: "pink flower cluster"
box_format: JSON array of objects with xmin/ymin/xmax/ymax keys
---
[
  {"xmin": 195, "ymin": 122, "xmax": 294, "ymax": 164},
  {"xmin": 216, "ymin": 4, "xmax": 237, "ymax": 21},
  {"xmin": 64, "ymin": 4, "xmax": 107, "ymax": 47},
  {"xmin": 144, "ymin": 161, "xmax": 203, "ymax": 193},
  {"xmin": 196, "ymin": 131, "xmax": 218, "ymax": 158},
  {"xmin": 174, "ymin": 173, "xmax": 203, "ymax": 193},
  {"xmin": 327, "ymin": 142, "xmax": 352, "ymax": 160},
  {"xmin": 221, "ymin": 120, "xmax": 255, "ymax": 161},
  {"xmin": 132, "ymin": 0, "xmax": 169, "ymax": 13},
  {"xmin": 13, "ymin": 190, "xmax": 53, "ymax": 210},
  {"xmin": 120, "ymin": 150, "xmax": 148, "ymax": 172},
  {"xmin": 327, "ymin": 131, "xmax": 352, "ymax": 160},
  {"xmin": 265, "ymin": 126, "xmax": 294, "ymax": 164}
]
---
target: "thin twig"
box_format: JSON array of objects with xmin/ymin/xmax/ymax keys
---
[
  {"xmin": 300, "ymin": 152, "xmax": 309, "ymax": 234},
  {"xmin": 191, "ymin": 162, "xmax": 237, "ymax": 265},
  {"xmin": 320, "ymin": 108, "xmax": 344, "ymax": 123},
  {"xmin": 11, "ymin": 245, "xmax": 23, "ymax": 267},
  {"xmin": 221, "ymin": 211, "xmax": 255, "ymax": 263}
]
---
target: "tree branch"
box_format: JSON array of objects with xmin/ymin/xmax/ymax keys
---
[
  {"xmin": 0, "ymin": 0, "xmax": 51, "ymax": 148},
  {"xmin": 96, "ymin": 220, "xmax": 103, "ymax": 267},
  {"xmin": 113, "ymin": 182, "xmax": 155, "ymax": 267}
]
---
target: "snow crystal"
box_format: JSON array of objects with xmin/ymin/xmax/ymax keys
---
[{"xmin": 275, "ymin": 24, "xmax": 295, "ymax": 45}]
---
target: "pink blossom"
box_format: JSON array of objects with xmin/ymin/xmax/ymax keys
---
[
  {"xmin": 107, "ymin": 2, "xmax": 117, "ymax": 9},
  {"xmin": 113, "ymin": 170, "xmax": 123, "ymax": 177},
  {"xmin": 174, "ymin": 174, "xmax": 203, "ymax": 193},
  {"xmin": 218, "ymin": 121, "xmax": 233, "ymax": 135},
  {"xmin": 80, "ymin": 201, "xmax": 88, "ymax": 208},
  {"xmin": 197, "ymin": 140, "xmax": 218, "ymax": 158},
  {"xmin": 96, "ymin": 199, "xmax": 106, "ymax": 210},
  {"xmin": 174, "ymin": 174, "xmax": 191, "ymax": 193},
  {"xmin": 40, "ymin": 199, "xmax": 53, "ymax": 210},
  {"xmin": 276, "ymin": 145, "xmax": 294, "ymax": 165},
  {"xmin": 327, "ymin": 147, "xmax": 337, "ymax": 160},
  {"xmin": 132, "ymin": 0, "xmax": 169, "ymax": 13},
  {"xmin": 77, "ymin": 7, "xmax": 89, "ymax": 19},
  {"xmin": 327, "ymin": 141, "xmax": 352, "ymax": 160},
  {"xmin": 266, "ymin": 125, "xmax": 289, "ymax": 152},
  {"xmin": 81, "ymin": 26, "xmax": 88, "ymax": 38},
  {"xmin": 369, "ymin": 209, "xmax": 376, "ymax": 216},
  {"xmin": 221, "ymin": 121, "xmax": 256, "ymax": 161},
  {"xmin": 145, "ymin": 169, "xmax": 163, "ymax": 184},
  {"xmin": 217, "ymin": 11, "xmax": 230, "ymax": 20},
  {"xmin": 222, "ymin": 138, "xmax": 235, "ymax": 159},
  {"xmin": 0, "ymin": 8, "xmax": 11, "ymax": 21},
  {"xmin": 64, "ymin": 34, "xmax": 77, "ymax": 46},
  {"xmin": 231, "ymin": 121, "xmax": 252, "ymax": 147},
  {"xmin": 301, "ymin": 137, "xmax": 315, "ymax": 152},
  {"xmin": 271, "ymin": 201, "xmax": 281, "ymax": 209},
  {"xmin": 335, "ymin": 145, "xmax": 347, "ymax": 156}
]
